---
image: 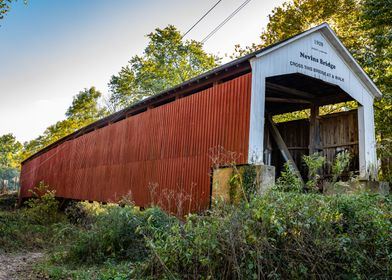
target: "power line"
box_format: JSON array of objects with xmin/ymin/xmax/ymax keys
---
[
  {"xmin": 201, "ymin": 0, "xmax": 252, "ymax": 44},
  {"xmin": 182, "ymin": 0, "xmax": 223, "ymax": 39}
]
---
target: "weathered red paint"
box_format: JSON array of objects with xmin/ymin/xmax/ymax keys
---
[{"xmin": 20, "ymin": 73, "xmax": 252, "ymax": 213}]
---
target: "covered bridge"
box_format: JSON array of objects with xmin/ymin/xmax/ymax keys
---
[{"xmin": 20, "ymin": 23, "xmax": 382, "ymax": 213}]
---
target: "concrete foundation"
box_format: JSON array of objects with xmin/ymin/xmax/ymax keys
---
[
  {"xmin": 211, "ymin": 164, "xmax": 275, "ymax": 204},
  {"xmin": 324, "ymin": 180, "xmax": 390, "ymax": 195}
]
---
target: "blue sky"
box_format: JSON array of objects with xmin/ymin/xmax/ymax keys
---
[{"xmin": 0, "ymin": 0, "xmax": 285, "ymax": 142}]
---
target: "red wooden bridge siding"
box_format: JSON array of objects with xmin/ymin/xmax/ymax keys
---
[{"xmin": 20, "ymin": 73, "xmax": 252, "ymax": 213}]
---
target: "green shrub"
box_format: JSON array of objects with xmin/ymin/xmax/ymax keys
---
[
  {"xmin": 64, "ymin": 201, "xmax": 104, "ymax": 228},
  {"xmin": 275, "ymin": 161, "xmax": 303, "ymax": 193},
  {"xmin": 303, "ymin": 152, "xmax": 325, "ymax": 192},
  {"xmin": 137, "ymin": 192, "xmax": 392, "ymax": 279},
  {"xmin": 67, "ymin": 204, "xmax": 173, "ymax": 264},
  {"xmin": 276, "ymin": 152, "xmax": 354, "ymax": 194},
  {"xmin": 24, "ymin": 181, "xmax": 61, "ymax": 225},
  {"xmin": 228, "ymin": 165, "xmax": 258, "ymax": 204},
  {"xmin": 0, "ymin": 192, "xmax": 17, "ymax": 211},
  {"xmin": 0, "ymin": 197, "xmax": 72, "ymax": 253},
  {"xmin": 331, "ymin": 150, "xmax": 352, "ymax": 183}
]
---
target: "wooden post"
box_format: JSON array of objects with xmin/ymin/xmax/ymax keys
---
[
  {"xmin": 309, "ymin": 105, "xmax": 321, "ymax": 155},
  {"xmin": 267, "ymin": 115, "xmax": 304, "ymax": 184}
]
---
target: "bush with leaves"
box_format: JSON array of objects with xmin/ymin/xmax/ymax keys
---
[
  {"xmin": 276, "ymin": 151, "xmax": 354, "ymax": 193},
  {"xmin": 136, "ymin": 192, "xmax": 392, "ymax": 279},
  {"xmin": 331, "ymin": 150, "xmax": 352, "ymax": 183},
  {"xmin": 64, "ymin": 201, "xmax": 103, "ymax": 228},
  {"xmin": 66, "ymin": 204, "xmax": 173, "ymax": 264},
  {"xmin": 24, "ymin": 181, "xmax": 61, "ymax": 225},
  {"xmin": 275, "ymin": 161, "xmax": 303, "ymax": 193},
  {"xmin": 303, "ymin": 152, "xmax": 325, "ymax": 192}
]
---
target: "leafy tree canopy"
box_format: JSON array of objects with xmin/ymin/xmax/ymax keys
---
[
  {"xmin": 0, "ymin": 133, "xmax": 22, "ymax": 169},
  {"xmin": 233, "ymin": 0, "xmax": 366, "ymax": 58},
  {"xmin": 66, "ymin": 87, "xmax": 107, "ymax": 125},
  {"xmin": 21, "ymin": 87, "xmax": 108, "ymax": 160},
  {"xmin": 0, "ymin": 0, "xmax": 14, "ymax": 21},
  {"xmin": 0, "ymin": 0, "xmax": 26, "ymax": 23},
  {"xmin": 108, "ymin": 25, "xmax": 220, "ymax": 110}
]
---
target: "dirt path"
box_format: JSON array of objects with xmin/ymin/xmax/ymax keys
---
[{"xmin": 0, "ymin": 252, "xmax": 44, "ymax": 280}]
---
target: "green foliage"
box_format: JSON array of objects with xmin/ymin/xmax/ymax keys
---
[
  {"xmin": 136, "ymin": 192, "xmax": 392, "ymax": 279},
  {"xmin": 228, "ymin": 171, "xmax": 242, "ymax": 204},
  {"xmin": 0, "ymin": 167, "xmax": 19, "ymax": 191},
  {"xmin": 367, "ymin": 0, "xmax": 392, "ymax": 181},
  {"xmin": 108, "ymin": 25, "xmax": 220, "ymax": 110},
  {"xmin": 22, "ymin": 87, "xmax": 108, "ymax": 160},
  {"xmin": 66, "ymin": 87, "xmax": 107, "ymax": 124},
  {"xmin": 276, "ymin": 152, "xmax": 353, "ymax": 193},
  {"xmin": 275, "ymin": 161, "xmax": 303, "ymax": 192},
  {"xmin": 64, "ymin": 201, "xmax": 98, "ymax": 228},
  {"xmin": 0, "ymin": 0, "xmax": 12, "ymax": 20},
  {"xmin": 35, "ymin": 260, "xmax": 133, "ymax": 280},
  {"xmin": 0, "ymin": 192, "xmax": 72, "ymax": 253},
  {"xmin": 303, "ymin": 152, "xmax": 326, "ymax": 191},
  {"xmin": 0, "ymin": 209, "xmax": 49, "ymax": 253},
  {"xmin": 331, "ymin": 150, "xmax": 352, "ymax": 183},
  {"xmin": 24, "ymin": 181, "xmax": 61, "ymax": 225},
  {"xmin": 0, "ymin": 0, "xmax": 24, "ymax": 22},
  {"xmin": 228, "ymin": 165, "xmax": 259, "ymax": 204},
  {"xmin": 242, "ymin": 165, "xmax": 258, "ymax": 198},
  {"xmin": 66, "ymin": 204, "xmax": 173, "ymax": 264},
  {"xmin": 0, "ymin": 133, "xmax": 22, "ymax": 168},
  {"xmin": 10, "ymin": 190, "xmax": 388, "ymax": 279},
  {"xmin": 0, "ymin": 191, "xmax": 17, "ymax": 210},
  {"xmin": 273, "ymin": 102, "xmax": 358, "ymax": 124},
  {"xmin": 378, "ymin": 138, "xmax": 392, "ymax": 182}
]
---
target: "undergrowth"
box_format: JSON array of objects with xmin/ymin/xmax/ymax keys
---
[
  {"xmin": 0, "ymin": 183, "xmax": 70, "ymax": 253},
  {"xmin": 35, "ymin": 192, "xmax": 392, "ymax": 280},
  {"xmin": 1, "ymin": 181, "xmax": 391, "ymax": 279},
  {"xmin": 137, "ymin": 192, "xmax": 391, "ymax": 280}
]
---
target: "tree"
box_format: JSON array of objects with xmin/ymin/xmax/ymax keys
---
[
  {"xmin": 361, "ymin": 0, "xmax": 392, "ymax": 181},
  {"xmin": 0, "ymin": 0, "xmax": 14, "ymax": 21},
  {"xmin": 108, "ymin": 25, "xmax": 220, "ymax": 110},
  {"xmin": 0, "ymin": 133, "xmax": 22, "ymax": 190},
  {"xmin": 21, "ymin": 87, "xmax": 108, "ymax": 160},
  {"xmin": 233, "ymin": 0, "xmax": 365, "ymax": 58},
  {"xmin": 66, "ymin": 87, "xmax": 107, "ymax": 125},
  {"xmin": 0, "ymin": 133, "xmax": 22, "ymax": 169},
  {"xmin": 0, "ymin": 0, "xmax": 26, "ymax": 22}
]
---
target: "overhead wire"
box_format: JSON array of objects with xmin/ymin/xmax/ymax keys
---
[
  {"xmin": 201, "ymin": 0, "xmax": 252, "ymax": 43},
  {"xmin": 182, "ymin": 0, "xmax": 223, "ymax": 39}
]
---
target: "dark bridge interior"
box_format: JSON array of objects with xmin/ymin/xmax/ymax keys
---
[
  {"xmin": 265, "ymin": 73, "xmax": 354, "ymax": 115},
  {"xmin": 264, "ymin": 73, "xmax": 359, "ymax": 182}
]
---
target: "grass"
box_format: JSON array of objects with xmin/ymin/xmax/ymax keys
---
[
  {"xmin": 0, "ymin": 192, "xmax": 48, "ymax": 252},
  {"xmin": 0, "ymin": 192, "xmax": 75, "ymax": 254},
  {"xmin": 34, "ymin": 260, "xmax": 133, "ymax": 280}
]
